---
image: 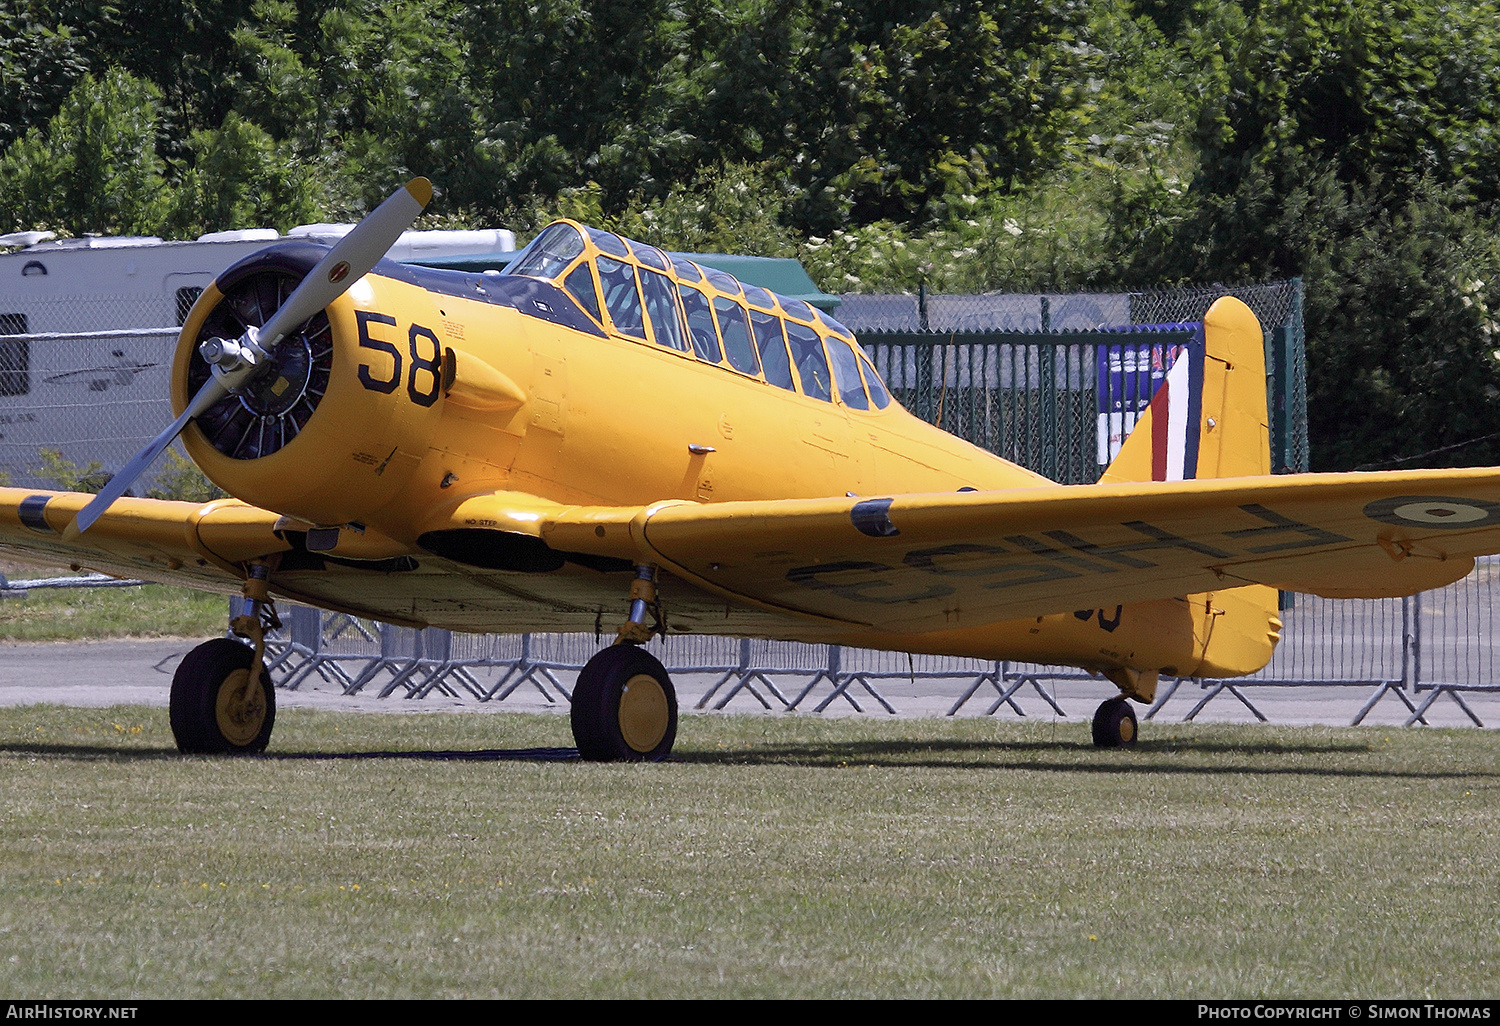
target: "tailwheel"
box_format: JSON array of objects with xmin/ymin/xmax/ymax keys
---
[
  {"xmin": 170, "ymin": 638, "xmax": 276, "ymax": 754},
  {"xmin": 571, "ymin": 645, "xmax": 677, "ymax": 762},
  {"xmin": 1091, "ymin": 696, "xmax": 1138, "ymax": 748}
]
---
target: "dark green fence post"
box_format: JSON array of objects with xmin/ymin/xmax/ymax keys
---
[
  {"xmin": 1040, "ymin": 341, "xmax": 1058, "ymax": 480},
  {"xmin": 1289, "ymin": 277, "xmax": 1309, "ymax": 472},
  {"xmin": 915, "ymin": 339, "xmax": 934, "ymax": 422},
  {"xmin": 1274, "ymin": 319, "xmax": 1294, "ymax": 473}
]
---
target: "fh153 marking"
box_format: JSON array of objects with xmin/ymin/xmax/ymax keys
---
[
  {"xmin": 1075, "ymin": 606, "xmax": 1124, "ymax": 632},
  {"xmin": 787, "ymin": 504, "xmax": 1355, "ymax": 605}
]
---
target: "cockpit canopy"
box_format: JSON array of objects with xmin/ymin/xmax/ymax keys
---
[{"xmin": 506, "ymin": 220, "xmax": 892, "ymax": 410}]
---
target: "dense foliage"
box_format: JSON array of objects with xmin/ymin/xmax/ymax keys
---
[{"xmin": 2, "ymin": 0, "xmax": 1498, "ymax": 470}]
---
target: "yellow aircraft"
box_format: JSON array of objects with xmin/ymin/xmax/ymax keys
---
[{"xmin": 3, "ymin": 179, "xmax": 1497, "ymax": 759}]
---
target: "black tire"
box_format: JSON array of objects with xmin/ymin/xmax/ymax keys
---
[
  {"xmin": 170, "ymin": 638, "xmax": 276, "ymax": 755},
  {"xmin": 1091, "ymin": 696, "xmax": 1139, "ymax": 748},
  {"xmin": 570, "ymin": 645, "xmax": 677, "ymax": 762}
]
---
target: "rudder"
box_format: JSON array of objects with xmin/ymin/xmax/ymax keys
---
[{"xmin": 1101, "ymin": 296, "xmax": 1270, "ymax": 484}]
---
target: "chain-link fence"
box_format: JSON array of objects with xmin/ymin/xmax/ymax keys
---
[
  {"xmin": 1, "ymin": 283, "xmax": 1307, "ymax": 489},
  {"xmin": 0, "ymin": 293, "xmax": 180, "ymax": 489},
  {"xmin": 1130, "ymin": 281, "xmax": 1307, "ymax": 475},
  {"xmin": 837, "ymin": 280, "xmax": 1308, "ymax": 481},
  {"xmin": 860, "ymin": 327, "xmax": 1197, "ymax": 485}
]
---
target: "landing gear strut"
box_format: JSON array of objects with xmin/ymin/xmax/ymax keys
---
[
  {"xmin": 1091, "ymin": 696, "xmax": 1138, "ymax": 748},
  {"xmin": 571, "ymin": 563, "xmax": 678, "ymax": 762},
  {"xmin": 170, "ymin": 561, "xmax": 280, "ymax": 754}
]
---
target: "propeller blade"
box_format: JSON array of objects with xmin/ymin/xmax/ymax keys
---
[
  {"xmin": 258, "ymin": 177, "xmax": 432, "ymax": 348},
  {"xmin": 70, "ymin": 177, "xmax": 433, "ymax": 537},
  {"xmin": 69, "ymin": 376, "xmax": 229, "ymax": 536}
]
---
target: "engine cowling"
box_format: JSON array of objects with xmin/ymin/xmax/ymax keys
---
[{"xmin": 173, "ymin": 243, "xmax": 445, "ymax": 527}]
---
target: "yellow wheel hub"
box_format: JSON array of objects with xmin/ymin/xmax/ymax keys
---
[
  {"xmin": 1118, "ymin": 712, "xmax": 1135, "ymax": 744},
  {"xmin": 617, "ymin": 673, "xmax": 668, "ymax": 753},
  {"xmin": 215, "ymin": 668, "xmax": 267, "ymax": 748}
]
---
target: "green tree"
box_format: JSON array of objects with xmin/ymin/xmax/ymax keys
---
[
  {"xmin": 166, "ymin": 111, "xmax": 321, "ymax": 236},
  {"xmin": 781, "ymin": 0, "xmax": 1092, "ymax": 232},
  {"xmin": 0, "ymin": 68, "xmax": 170, "ymax": 235},
  {"xmin": 38, "ymin": 0, "xmax": 258, "ymax": 157},
  {"xmin": 1141, "ymin": 0, "xmax": 1500, "ymax": 470},
  {"xmin": 1158, "ymin": 0, "xmax": 1500, "ymax": 282},
  {"xmin": 464, "ymin": 0, "xmax": 709, "ymax": 216},
  {"xmin": 607, "ymin": 162, "xmax": 798, "ymax": 257},
  {"xmin": 230, "ymin": 0, "xmax": 483, "ymax": 219},
  {"xmin": 1301, "ymin": 178, "xmax": 1500, "ymax": 471},
  {"xmin": 0, "ymin": 1, "xmax": 91, "ymax": 148}
]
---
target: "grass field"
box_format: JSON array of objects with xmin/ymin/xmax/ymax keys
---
[
  {"xmin": 0, "ymin": 706, "xmax": 1495, "ymax": 998},
  {"xmin": 0, "ymin": 582, "xmax": 226, "ymax": 642}
]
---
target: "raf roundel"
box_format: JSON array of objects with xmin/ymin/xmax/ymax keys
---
[{"xmin": 1363, "ymin": 495, "xmax": 1500, "ymax": 529}]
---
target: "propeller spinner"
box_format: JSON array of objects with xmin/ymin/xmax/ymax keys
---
[{"xmin": 69, "ymin": 178, "xmax": 432, "ymax": 536}]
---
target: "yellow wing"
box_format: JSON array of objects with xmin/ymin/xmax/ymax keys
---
[
  {"xmin": 0, "ymin": 488, "xmax": 441, "ymax": 626},
  {"xmin": 0, "ymin": 487, "xmax": 287, "ymax": 594},
  {"xmin": 541, "ymin": 469, "xmax": 1500, "ymax": 634},
  {"xmin": 10, "ymin": 469, "xmax": 1500, "ymax": 640}
]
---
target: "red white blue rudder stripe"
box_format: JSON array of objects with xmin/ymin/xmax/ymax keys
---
[{"xmin": 1146, "ymin": 342, "xmax": 1204, "ymax": 481}]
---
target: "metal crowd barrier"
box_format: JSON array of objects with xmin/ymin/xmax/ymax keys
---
[
  {"xmin": 1408, "ymin": 563, "xmax": 1500, "ymax": 725},
  {"xmin": 0, "ymin": 572, "xmax": 147, "ymax": 592},
  {"xmin": 251, "ymin": 563, "xmax": 1498, "ymax": 726},
  {"xmin": 8, "ymin": 570, "xmax": 1498, "ymax": 727}
]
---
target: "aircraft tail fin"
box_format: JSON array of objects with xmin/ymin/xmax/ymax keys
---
[
  {"xmin": 1100, "ymin": 296, "xmax": 1270, "ymax": 484},
  {"xmin": 1099, "ymin": 296, "xmax": 1279, "ymax": 682}
]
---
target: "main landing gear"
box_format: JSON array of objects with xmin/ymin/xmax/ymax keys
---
[
  {"xmin": 571, "ymin": 564, "xmax": 679, "ymax": 762},
  {"xmin": 170, "ymin": 562, "xmax": 281, "ymax": 755},
  {"xmin": 171, "ymin": 638, "xmax": 275, "ymax": 753}
]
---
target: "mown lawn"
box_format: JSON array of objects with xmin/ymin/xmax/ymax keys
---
[{"xmin": 0, "ymin": 707, "xmax": 1495, "ymax": 998}]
